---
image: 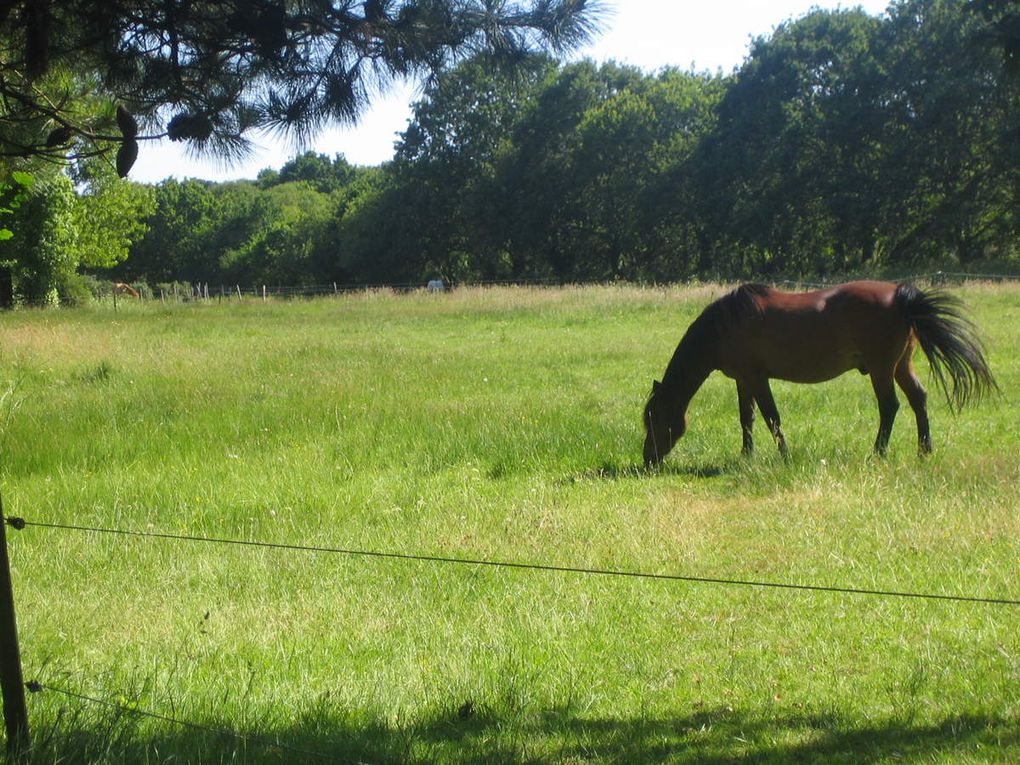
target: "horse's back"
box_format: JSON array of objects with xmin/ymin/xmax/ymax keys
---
[{"xmin": 757, "ymin": 280, "xmax": 895, "ymax": 311}]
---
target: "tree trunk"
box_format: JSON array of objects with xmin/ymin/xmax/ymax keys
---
[{"xmin": 0, "ymin": 267, "xmax": 13, "ymax": 309}]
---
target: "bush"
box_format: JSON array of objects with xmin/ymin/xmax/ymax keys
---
[{"xmin": 57, "ymin": 272, "xmax": 101, "ymax": 306}]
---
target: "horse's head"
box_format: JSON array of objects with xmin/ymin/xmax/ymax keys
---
[{"xmin": 643, "ymin": 380, "xmax": 686, "ymax": 467}]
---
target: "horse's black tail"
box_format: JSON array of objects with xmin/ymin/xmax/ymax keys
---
[{"xmin": 896, "ymin": 283, "xmax": 998, "ymax": 411}]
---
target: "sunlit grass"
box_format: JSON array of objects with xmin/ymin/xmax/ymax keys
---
[{"xmin": 0, "ymin": 283, "xmax": 1017, "ymax": 763}]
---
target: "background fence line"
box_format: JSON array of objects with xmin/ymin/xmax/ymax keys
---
[{"xmin": 110, "ymin": 270, "xmax": 1020, "ymax": 305}]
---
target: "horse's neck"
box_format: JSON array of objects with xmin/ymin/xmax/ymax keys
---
[{"xmin": 661, "ymin": 341, "xmax": 714, "ymax": 411}]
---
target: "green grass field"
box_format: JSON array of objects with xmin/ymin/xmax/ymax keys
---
[{"xmin": 0, "ymin": 283, "xmax": 1017, "ymax": 763}]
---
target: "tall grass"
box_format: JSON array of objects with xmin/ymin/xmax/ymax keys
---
[{"xmin": 0, "ymin": 283, "xmax": 1017, "ymax": 763}]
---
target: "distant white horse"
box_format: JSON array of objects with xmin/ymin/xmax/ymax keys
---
[{"xmin": 427, "ymin": 279, "xmax": 446, "ymax": 292}]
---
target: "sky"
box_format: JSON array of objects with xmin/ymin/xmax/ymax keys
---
[{"xmin": 131, "ymin": 0, "xmax": 891, "ymax": 184}]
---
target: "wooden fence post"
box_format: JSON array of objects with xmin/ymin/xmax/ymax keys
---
[{"xmin": 0, "ymin": 492, "xmax": 29, "ymax": 754}]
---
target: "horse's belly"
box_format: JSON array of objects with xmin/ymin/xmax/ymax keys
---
[
  {"xmin": 771, "ymin": 363, "xmax": 856, "ymax": 384},
  {"xmin": 720, "ymin": 348, "xmax": 862, "ymax": 383}
]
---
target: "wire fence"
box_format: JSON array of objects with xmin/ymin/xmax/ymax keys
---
[
  {"xmin": 5, "ymin": 502, "xmax": 1019, "ymax": 758},
  {"xmin": 4, "ymin": 505, "xmax": 1017, "ymax": 756},
  {"xmin": 115, "ymin": 270, "xmax": 1020, "ymax": 305},
  {"xmin": 6, "ymin": 517, "xmax": 1019, "ymax": 607},
  {"xmin": 144, "ymin": 276, "xmax": 571, "ymax": 303}
]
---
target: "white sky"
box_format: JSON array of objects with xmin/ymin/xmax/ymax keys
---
[{"xmin": 131, "ymin": 0, "xmax": 890, "ymax": 183}]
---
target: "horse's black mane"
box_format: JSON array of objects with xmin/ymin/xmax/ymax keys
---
[
  {"xmin": 684, "ymin": 283, "xmax": 768, "ymax": 347},
  {"xmin": 659, "ymin": 284, "xmax": 770, "ymax": 391}
]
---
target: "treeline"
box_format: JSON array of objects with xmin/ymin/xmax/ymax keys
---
[{"xmin": 6, "ymin": 0, "xmax": 1019, "ymax": 303}]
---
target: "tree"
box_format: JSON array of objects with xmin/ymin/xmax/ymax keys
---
[
  {"xmin": 70, "ymin": 166, "xmax": 155, "ymax": 271},
  {"xmin": 695, "ymin": 8, "xmax": 885, "ymax": 275},
  {"xmin": 490, "ymin": 61, "xmax": 630, "ymax": 278},
  {"xmin": 0, "ymin": 173, "xmax": 77, "ymax": 305},
  {"xmin": 0, "ymin": 0, "xmax": 606, "ymax": 176},
  {"xmin": 877, "ymin": 0, "xmax": 1017, "ymax": 264},
  {"xmin": 271, "ymin": 151, "xmax": 357, "ymax": 193},
  {"xmin": 220, "ymin": 180, "xmax": 334, "ymax": 284},
  {"xmin": 0, "ymin": 170, "xmax": 32, "ymax": 305},
  {"xmin": 392, "ymin": 53, "xmax": 556, "ymax": 280},
  {"xmin": 124, "ymin": 178, "xmax": 223, "ymax": 283}
]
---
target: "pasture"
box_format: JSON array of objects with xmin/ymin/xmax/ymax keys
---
[{"xmin": 0, "ymin": 283, "xmax": 1017, "ymax": 763}]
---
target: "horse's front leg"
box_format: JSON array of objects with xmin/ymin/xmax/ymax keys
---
[
  {"xmin": 751, "ymin": 379, "xmax": 789, "ymax": 457},
  {"xmin": 737, "ymin": 380, "xmax": 755, "ymax": 455}
]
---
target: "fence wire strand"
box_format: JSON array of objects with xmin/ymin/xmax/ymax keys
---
[{"xmin": 7, "ymin": 517, "xmax": 1018, "ymax": 607}]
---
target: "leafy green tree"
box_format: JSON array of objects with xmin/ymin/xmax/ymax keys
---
[
  {"xmin": 392, "ymin": 54, "xmax": 556, "ymax": 280},
  {"xmin": 333, "ymin": 166, "xmax": 438, "ymax": 284},
  {"xmin": 694, "ymin": 0, "xmax": 1020, "ymax": 274},
  {"xmin": 384, "ymin": 58, "xmax": 722, "ymax": 282},
  {"xmin": 634, "ymin": 69, "xmax": 725, "ymax": 279},
  {"xmin": 220, "ymin": 181, "xmax": 334, "ymax": 284},
  {"xmin": 122, "ymin": 178, "xmax": 272, "ymax": 284},
  {"xmin": 972, "ymin": 0, "xmax": 1020, "ymax": 73},
  {"xmin": 0, "ymin": 153, "xmax": 151, "ymax": 305},
  {"xmin": 111, "ymin": 0, "xmax": 1020, "ymax": 289},
  {"xmin": 877, "ymin": 0, "xmax": 1017, "ymax": 264},
  {"xmin": 71, "ymin": 168, "xmax": 155, "ymax": 271},
  {"xmin": 487, "ymin": 61, "xmax": 627, "ymax": 278},
  {"xmin": 0, "ymin": 173, "xmax": 77, "ymax": 305},
  {"xmin": 0, "ymin": 170, "xmax": 32, "ymax": 306},
  {"xmin": 270, "ymin": 152, "xmax": 358, "ymax": 194},
  {"xmin": 486, "ymin": 61, "xmax": 721, "ymax": 281},
  {"xmin": 695, "ymin": 8, "xmax": 885, "ymax": 275},
  {"xmin": 566, "ymin": 70, "xmax": 722, "ymax": 280},
  {"xmin": 124, "ymin": 179, "xmax": 216, "ymax": 283}
]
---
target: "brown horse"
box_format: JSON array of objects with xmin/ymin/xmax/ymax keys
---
[
  {"xmin": 113, "ymin": 282, "xmax": 140, "ymax": 298},
  {"xmin": 643, "ymin": 281, "xmax": 997, "ymax": 466}
]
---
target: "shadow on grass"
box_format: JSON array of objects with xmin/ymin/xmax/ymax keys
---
[
  {"xmin": 567, "ymin": 459, "xmax": 733, "ymax": 483},
  {"xmin": 14, "ymin": 702, "xmax": 1017, "ymax": 764}
]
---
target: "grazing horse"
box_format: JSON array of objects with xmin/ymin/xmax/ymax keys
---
[
  {"xmin": 113, "ymin": 282, "xmax": 140, "ymax": 298},
  {"xmin": 643, "ymin": 281, "xmax": 997, "ymax": 466}
]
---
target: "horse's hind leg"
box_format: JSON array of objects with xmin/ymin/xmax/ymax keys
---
[
  {"xmin": 870, "ymin": 372, "xmax": 900, "ymax": 456},
  {"xmin": 737, "ymin": 380, "xmax": 755, "ymax": 455},
  {"xmin": 751, "ymin": 379, "xmax": 788, "ymax": 457},
  {"xmin": 895, "ymin": 353, "xmax": 932, "ymax": 455}
]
